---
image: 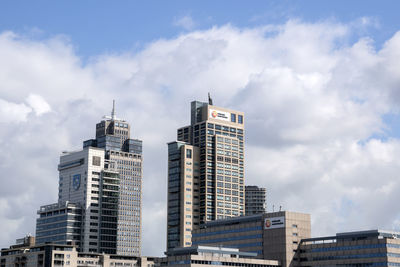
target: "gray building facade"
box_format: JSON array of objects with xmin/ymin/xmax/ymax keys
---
[
  {"xmin": 245, "ymin": 186, "xmax": 266, "ymax": 215},
  {"xmin": 36, "ymin": 202, "xmax": 82, "ymax": 247}
]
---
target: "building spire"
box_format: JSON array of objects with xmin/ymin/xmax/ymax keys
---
[
  {"xmin": 111, "ymin": 100, "xmax": 116, "ymax": 120},
  {"xmin": 208, "ymin": 92, "xmax": 213, "ymax": 105}
]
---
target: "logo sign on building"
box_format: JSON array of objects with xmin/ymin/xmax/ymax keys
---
[
  {"xmin": 73, "ymin": 174, "xmax": 81, "ymax": 191},
  {"xmin": 264, "ymin": 216, "xmax": 285, "ymax": 230},
  {"xmin": 209, "ymin": 109, "xmax": 230, "ymax": 122}
]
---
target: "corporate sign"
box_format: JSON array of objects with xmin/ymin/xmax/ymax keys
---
[
  {"xmin": 209, "ymin": 109, "xmax": 230, "ymax": 122},
  {"xmin": 264, "ymin": 216, "xmax": 285, "ymax": 230},
  {"xmin": 73, "ymin": 174, "xmax": 81, "ymax": 191}
]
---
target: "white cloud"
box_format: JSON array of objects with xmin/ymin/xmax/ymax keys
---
[
  {"xmin": 1, "ymin": 20, "xmax": 400, "ymax": 257},
  {"xmin": 173, "ymin": 15, "xmax": 195, "ymax": 31},
  {"xmin": 26, "ymin": 94, "xmax": 51, "ymax": 115},
  {"xmin": 0, "ymin": 98, "xmax": 32, "ymax": 123}
]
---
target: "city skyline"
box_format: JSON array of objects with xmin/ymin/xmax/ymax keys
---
[{"xmin": 1, "ymin": 1, "xmax": 400, "ymax": 257}]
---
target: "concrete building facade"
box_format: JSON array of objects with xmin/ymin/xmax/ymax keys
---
[
  {"xmin": 0, "ymin": 243, "xmax": 155, "ymax": 267},
  {"xmin": 192, "ymin": 211, "xmax": 311, "ymax": 267},
  {"xmin": 157, "ymin": 245, "xmax": 280, "ymax": 267},
  {"xmin": 167, "ymin": 99, "xmax": 245, "ymax": 250},
  {"xmin": 167, "ymin": 141, "xmax": 200, "ymax": 250},
  {"xmin": 245, "ymin": 186, "xmax": 266, "ymax": 215}
]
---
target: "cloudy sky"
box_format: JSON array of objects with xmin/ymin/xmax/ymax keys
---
[{"xmin": 1, "ymin": 0, "xmax": 400, "ymax": 256}]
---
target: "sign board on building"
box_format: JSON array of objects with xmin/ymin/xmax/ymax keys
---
[
  {"xmin": 209, "ymin": 109, "xmax": 230, "ymax": 122},
  {"xmin": 264, "ymin": 216, "xmax": 285, "ymax": 230},
  {"xmin": 73, "ymin": 174, "xmax": 81, "ymax": 191}
]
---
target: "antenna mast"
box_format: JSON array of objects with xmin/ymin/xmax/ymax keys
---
[
  {"xmin": 111, "ymin": 100, "xmax": 116, "ymax": 120},
  {"xmin": 208, "ymin": 92, "xmax": 213, "ymax": 105}
]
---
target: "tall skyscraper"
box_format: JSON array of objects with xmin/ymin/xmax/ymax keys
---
[
  {"xmin": 245, "ymin": 185, "xmax": 267, "ymax": 215},
  {"xmin": 167, "ymin": 97, "xmax": 245, "ymax": 250},
  {"xmin": 36, "ymin": 102, "xmax": 143, "ymax": 256}
]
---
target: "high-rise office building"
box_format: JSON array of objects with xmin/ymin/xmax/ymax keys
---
[
  {"xmin": 36, "ymin": 102, "xmax": 143, "ymax": 256},
  {"xmin": 167, "ymin": 97, "xmax": 245, "ymax": 250},
  {"xmin": 245, "ymin": 186, "xmax": 266, "ymax": 215},
  {"xmin": 167, "ymin": 141, "xmax": 200, "ymax": 250}
]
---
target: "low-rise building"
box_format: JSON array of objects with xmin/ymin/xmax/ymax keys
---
[
  {"xmin": 192, "ymin": 211, "xmax": 311, "ymax": 267},
  {"xmin": 10, "ymin": 235, "xmax": 35, "ymax": 249},
  {"xmin": 296, "ymin": 229, "xmax": 400, "ymax": 266},
  {"xmin": 0, "ymin": 243, "xmax": 155, "ymax": 267},
  {"xmin": 36, "ymin": 201, "xmax": 82, "ymax": 248},
  {"xmin": 157, "ymin": 245, "xmax": 280, "ymax": 267}
]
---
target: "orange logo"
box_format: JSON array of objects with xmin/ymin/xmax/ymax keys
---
[
  {"xmin": 211, "ymin": 111, "xmax": 218, "ymax": 118},
  {"xmin": 265, "ymin": 219, "xmax": 271, "ymax": 228}
]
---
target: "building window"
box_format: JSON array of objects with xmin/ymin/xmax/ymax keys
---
[
  {"xmin": 231, "ymin": 113, "xmax": 236, "ymax": 123},
  {"xmin": 92, "ymin": 156, "xmax": 101, "ymax": 166},
  {"xmin": 186, "ymin": 149, "xmax": 192, "ymax": 159}
]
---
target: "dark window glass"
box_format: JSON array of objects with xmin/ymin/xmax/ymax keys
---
[
  {"xmin": 231, "ymin": 113, "xmax": 236, "ymax": 122},
  {"xmin": 186, "ymin": 149, "xmax": 192, "ymax": 159},
  {"xmin": 238, "ymin": 115, "xmax": 243, "ymax": 124}
]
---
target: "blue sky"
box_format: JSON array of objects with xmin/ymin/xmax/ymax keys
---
[
  {"xmin": 2, "ymin": 1, "xmax": 400, "ymax": 58},
  {"xmin": 2, "ymin": 0, "xmax": 400, "ymax": 256}
]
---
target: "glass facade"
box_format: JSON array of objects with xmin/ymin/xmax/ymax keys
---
[
  {"xmin": 167, "ymin": 142, "xmax": 185, "ymax": 250},
  {"xmin": 35, "ymin": 203, "xmax": 82, "ymax": 249},
  {"xmin": 99, "ymin": 170, "xmax": 120, "ymax": 254},
  {"xmin": 297, "ymin": 230, "xmax": 400, "ymax": 267}
]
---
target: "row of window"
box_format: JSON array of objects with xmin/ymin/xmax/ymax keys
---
[
  {"xmin": 208, "ymin": 122, "xmax": 244, "ymax": 131},
  {"xmin": 194, "ymin": 233, "xmax": 262, "ymax": 244},
  {"xmin": 308, "ymin": 243, "xmax": 387, "ymax": 253},
  {"xmin": 164, "ymin": 259, "xmax": 274, "ymax": 267},
  {"xmin": 309, "ymin": 252, "xmax": 400, "ymax": 261}
]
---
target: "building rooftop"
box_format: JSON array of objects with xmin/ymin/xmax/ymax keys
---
[
  {"xmin": 198, "ymin": 211, "xmax": 300, "ymax": 228},
  {"xmin": 37, "ymin": 201, "xmax": 81, "ymax": 213},
  {"xmin": 301, "ymin": 229, "xmax": 400, "ymax": 245},
  {"xmin": 165, "ymin": 245, "xmax": 257, "ymax": 258},
  {"xmin": 199, "ymin": 214, "xmax": 263, "ymax": 228}
]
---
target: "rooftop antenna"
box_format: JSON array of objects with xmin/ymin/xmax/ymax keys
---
[
  {"xmin": 208, "ymin": 92, "xmax": 213, "ymax": 105},
  {"xmin": 111, "ymin": 100, "xmax": 116, "ymax": 120}
]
